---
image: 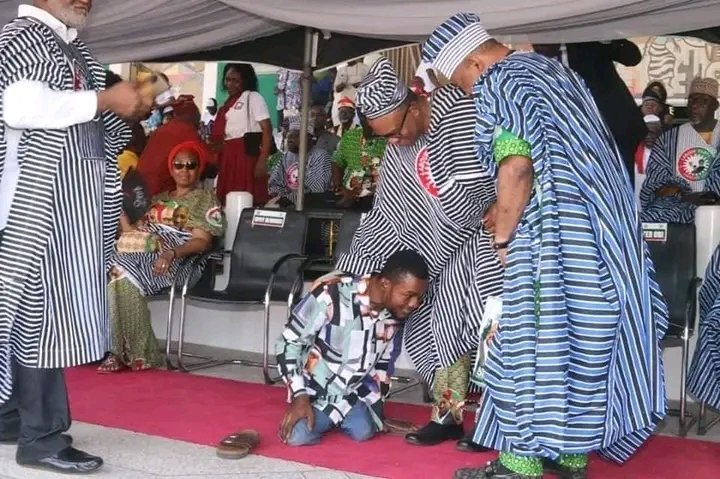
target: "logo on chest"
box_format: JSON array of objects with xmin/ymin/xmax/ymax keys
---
[
  {"xmin": 286, "ymin": 163, "xmax": 300, "ymax": 190},
  {"xmin": 72, "ymin": 60, "xmax": 91, "ymax": 91},
  {"xmin": 414, "ymin": 146, "xmax": 438, "ymax": 198},
  {"xmin": 678, "ymin": 147, "xmax": 714, "ymax": 182}
]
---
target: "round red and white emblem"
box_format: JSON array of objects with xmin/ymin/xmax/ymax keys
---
[{"xmin": 415, "ymin": 146, "xmax": 438, "ymax": 197}]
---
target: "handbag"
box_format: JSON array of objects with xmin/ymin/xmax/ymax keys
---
[{"xmin": 242, "ymin": 92, "xmax": 277, "ymax": 157}]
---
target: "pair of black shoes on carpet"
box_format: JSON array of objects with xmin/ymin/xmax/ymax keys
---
[
  {"xmin": 405, "ymin": 421, "xmax": 490, "ymax": 452},
  {"xmin": 1, "ymin": 434, "xmax": 103, "ymax": 474}
]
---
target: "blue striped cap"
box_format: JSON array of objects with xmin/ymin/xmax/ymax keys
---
[
  {"xmin": 356, "ymin": 57, "xmax": 408, "ymax": 120},
  {"xmin": 422, "ymin": 12, "xmax": 493, "ymax": 78}
]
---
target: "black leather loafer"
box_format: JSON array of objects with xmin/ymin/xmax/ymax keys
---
[
  {"xmin": 17, "ymin": 446, "xmax": 103, "ymax": 474},
  {"xmin": 405, "ymin": 421, "xmax": 464, "ymax": 446}
]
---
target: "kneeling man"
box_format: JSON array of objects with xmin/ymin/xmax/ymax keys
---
[{"xmin": 276, "ymin": 250, "xmax": 429, "ymax": 446}]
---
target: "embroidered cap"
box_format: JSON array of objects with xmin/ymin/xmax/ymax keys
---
[
  {"xmin": 355, "ymin": 57, "xmax": 408, "ymax": 120},
  {"xmin": 689, "ymin": 77, "xmax": 719, "ymax": 100},
  {"xmin": 287, "ymin": 115, "xmax": 313, "ymax": 134},
  {"xmin": 422, "ymin": 12, "xmax": 493, "ymax": 78}
]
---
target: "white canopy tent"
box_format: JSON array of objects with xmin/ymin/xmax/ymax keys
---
[
  {"xmin": 2, "ymin": 0, "xmax": 719, "ymax": 209},
  {"xmin": 1, "ymin": 0, "xmax": 720, "ymax": 63}
]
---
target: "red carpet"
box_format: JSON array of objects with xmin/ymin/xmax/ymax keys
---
[{"xmin": 67, "ymin": 367, "xmax": 720, "ymax": 478}]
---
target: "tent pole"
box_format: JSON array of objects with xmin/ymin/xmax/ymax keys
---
[{"xmin": 296, "ymin": 27, "xmax": 314, "ymax": 212}]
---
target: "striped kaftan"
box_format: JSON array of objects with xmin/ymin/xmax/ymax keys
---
[
  {"xmin": 0, "ymin": 19, "xmax": 130, "ymax": 402},
  {"xmin": 427, "ymin": 85, "xmax": 504, "ymax": 371},
  {"xmin": 687, "ymin": 245, "xmax": 720, "ymax": 410},
  {"xmin": 469, "ymin": 52, "xmax": 668, "ymax": 463},
  {"xmin": 336, "ymin": 89, "xmax": 501, "ymax": 385},
  {"xmin": 639, "ymin": 124, "xmax": 720, "ymax": 224}
]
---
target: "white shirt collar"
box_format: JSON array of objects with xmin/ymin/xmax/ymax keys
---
[{"xmin": 18, "ymin": 4, "xmax": 78, "ymax": 43}]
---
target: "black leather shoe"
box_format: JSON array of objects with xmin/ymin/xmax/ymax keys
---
[
  {"xmin": 0, "ymin": 433, "xmax": 73, "ymax": 445},
  {"xmin": 17, "ymin": 446, "xmax": 103, "ymax": 474},
  {"xmin": 405, "ymin": 421, "xmax": 464, "ymax": 446},
  {"xmin": 542, "ymin": 458, "xmax": 588, "ymax": 479},
  {"xmin": 456, "ymin": 435, "xmax": 491, "ymax": 453}
]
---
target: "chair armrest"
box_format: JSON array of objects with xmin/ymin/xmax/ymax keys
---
[
  {"xmin": 288, "ymin": 257, "xmax": 330, "ymax": 305},
  {"xmin": 684, "ymin": 277, "xmax": 703, "ymax": 333},
  {"xmin": 264, "ymin": 253, "xmax": 309, "ymax": 304}
]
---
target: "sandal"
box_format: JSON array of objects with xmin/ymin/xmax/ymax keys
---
[
  {"xmin": 132, "ymin": 358, "xmax": 153, "ymax": 372},
  {"xmin": 216, "ymin": 429, "xmax": 260, "ymax": 460},
  {"xmin": 97, "ymin": 354, "xmax": 127, "ymax": 374},
  {"xmin": 383, "ymin": 418, "xmax": 420, "ymax": 435}
]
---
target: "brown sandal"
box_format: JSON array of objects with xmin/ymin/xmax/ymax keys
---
[
  {"xmin": 97, "ymin": 355, "xmax": 127, "ymax": 374},
  {"xmin": 383, "ymin": 418, "xmax": 420, "ymax": 435},
  {"xmin": 216, "ymin": 429, "xmax": 260, "ymax": 459}
]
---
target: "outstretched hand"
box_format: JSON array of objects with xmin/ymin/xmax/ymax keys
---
[{"xmin": 279, "ymin": 395, "xmax": 314, "ymax": 444}]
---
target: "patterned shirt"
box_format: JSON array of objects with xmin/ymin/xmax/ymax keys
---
[
  {"xmin": 332, "ymin": 128, "xmax": 387, "ymax": 193},
  {"xmin": 276, "ymin": 275, "xmax": 402, "ymax": 429}
]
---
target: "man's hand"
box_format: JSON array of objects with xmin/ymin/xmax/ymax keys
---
[
  {"xmin": 656, "ymin": 185, "xmax": 682, "ymax": 197},
  {"xmin": 482, "ymin": 203, "xmax": 497, "ymax": 234},
  {"xmin": 98, "ymin": 82, "xmax": 152, "ymax": 120},
  {"xmin": 279, "ymin": 395, "xmax": 314, "ymax": 444}
]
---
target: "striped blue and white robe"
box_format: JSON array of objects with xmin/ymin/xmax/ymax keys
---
[
  {"xmin": 0, "ymin": 19, "xmax": 130, "ymax": 403},
  {"xmin": 427, "ymin": 85, "xmax": 503, "ymax": 374},
  {"xmin": 336, "ymin": 90, "xmax": 501, "ymax": 386},
  {"xmin": 639, "ymin": 123, "xmax": 720, "ymax": 223},
  {"xmin": 469, "ymin": 52, "xmax": 668, "ymax": 463},
  {"xmin": 687, "ymin": 245, "xmax": 720, "ymax": 410},
  {"xmin": 268, "ymin": 146, "xmax": 331, "ymax": 205}
]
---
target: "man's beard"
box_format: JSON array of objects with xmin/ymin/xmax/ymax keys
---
[{"xmin": 51, "ymin": 3, "xmax": 90, "ymax": 29}]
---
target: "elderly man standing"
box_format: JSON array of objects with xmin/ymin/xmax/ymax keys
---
[
  {"xmin": 334, "ymin": 57, "xmax": 504, "ymax": 448},
  {"xmin": 640, "ymin": 77, "xmax": 720, "ymax": 223},
  {"xmin": 0, "ymin": 0, "xmax": 149, "ymax": 474},
  {"xmin": 423, "ymin": 13, "xmax": 668, "ymax": 479}
]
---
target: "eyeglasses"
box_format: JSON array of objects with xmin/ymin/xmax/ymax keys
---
[
  {"xmin": 381, "ymin": 104, "xmax": 411, "ymax": 141},
  {"xmin": 172, "ymin": 161, "xmax": 198, "ymax": 171}
]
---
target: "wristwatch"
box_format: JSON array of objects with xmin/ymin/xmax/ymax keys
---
[{"xmin": 493, "ymin": 240, "xmax": 510, "ymax": 250}]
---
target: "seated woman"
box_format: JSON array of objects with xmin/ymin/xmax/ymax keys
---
[{"xmin": 99, "ymin": 140, "xmax": 226, "ymax": 373}]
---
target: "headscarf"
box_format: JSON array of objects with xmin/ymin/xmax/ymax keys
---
[
  {"xmin": 422, "ymin": 12, "xmax": 493, "ymax": 79},
  {"xmin": 168, "ymin": 140, "xmax": 209, "ymax": 176},
  {"xmin": 355, "ymin": 57, "xmax": 407, "ymax": 120}
]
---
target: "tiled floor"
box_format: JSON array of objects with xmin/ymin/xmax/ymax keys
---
[{"xmin": 0, "ymin": 362, "xmax": 717, "ymax": 478}]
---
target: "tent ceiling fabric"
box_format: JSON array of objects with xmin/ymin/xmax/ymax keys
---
[
  {"xmin": 0, "ymin": 0, "xmax": 718, "ymax": 65},
  {"xmin": 225, "ymin": 0, "xmax": 720, "ymax": 43},
  {"xmin": 151, "ymin": 28, "xmax": 407, "ymax": 70}
]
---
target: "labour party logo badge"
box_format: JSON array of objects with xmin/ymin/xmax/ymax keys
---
[
  {"xmin": 678, "ymin": 147, "xmax": 714, "ymax": 182},
  {"xmin": 415, "ymin": 146, "xmax": 438, "ymax": 197}
]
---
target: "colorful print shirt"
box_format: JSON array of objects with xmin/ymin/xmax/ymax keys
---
[
  {"xmin": 276, "ymin": 275, "xmax": 403, "ymax": 429},
  {"xmin": 332, "ymin": 128, "xmax": 387, "ymax": 194},
  {"xmin": 143, "ymin": 188, "xmax": 226, "ymax": 237}
]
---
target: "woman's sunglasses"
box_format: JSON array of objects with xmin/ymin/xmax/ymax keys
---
[{"xmin": 173, "ymin": 161, "xmax": 198, "ymax": 171}]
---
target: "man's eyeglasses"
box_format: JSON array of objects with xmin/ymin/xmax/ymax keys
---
[
  {"xmin": 380, "ymin": 103, "xmax": 411, "ymax": 141},
  {"xmin": 173, "ymin": 161, "xmax": 198, "ymax": 171}
]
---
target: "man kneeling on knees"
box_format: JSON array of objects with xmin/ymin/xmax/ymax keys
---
[{"xmin": 276, "ymin": 250, "xmax": 429, "ymax": 446}]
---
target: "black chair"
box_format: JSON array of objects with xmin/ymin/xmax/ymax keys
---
[
  {"xmin": 164, "ymin": 209, "xmax": 308, "ymax": 383},
  {"xmin": 643, "ymin": 222, "xmax": 702, "ymax": 436}
]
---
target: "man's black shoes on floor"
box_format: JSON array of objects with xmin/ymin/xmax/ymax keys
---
[
  {"xmin": 456, "ymin": 435, "xmax": 491, "ymax": 453},
  {"xmin": 542, "ymin": 458, "xmax": 588, "ymax": 479},
  {"xmin": 17, "ymin": 447, "xmax": 103, "ymax": 475},
  {"xmin": 405, "ymin": 421, "xmax": 464, "ymax": 446}
]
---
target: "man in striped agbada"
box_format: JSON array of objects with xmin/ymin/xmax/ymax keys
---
[
  {"xmin": 423, "ymin": 12, "xmax": 669, "ymax": 479},
  {"xmin": 334, "ymin": 57, "xmax": 504, "ymax": 448},
  {"xmin": 0, "ymin": 0, "xmax": 151, "ymax": 474}
]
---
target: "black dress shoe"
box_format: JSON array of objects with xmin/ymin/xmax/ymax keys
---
[
  {"xmin": 405, "ymin": 421, "xmax": 464, "ymax": 446},
  {"xmin": 17, "ymin": 446, "xmax": 103, "ymax": 474},
  {"xmin": 456, "ymin": 435, "xmax": 491, "ymax": 453},
  {"xmin": 0, "ymin": 433, "xmax": 73, "ymax": 446}
]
